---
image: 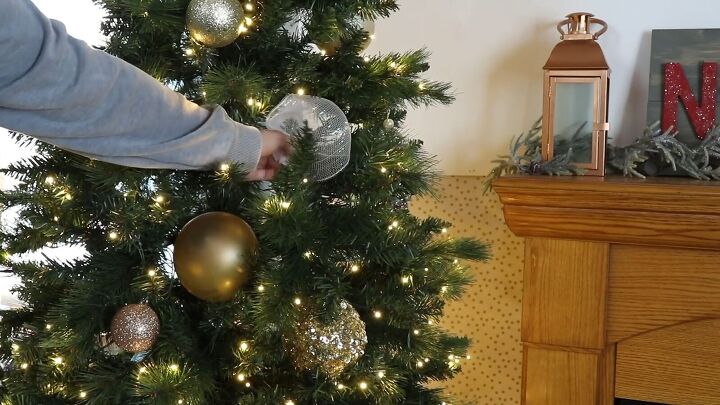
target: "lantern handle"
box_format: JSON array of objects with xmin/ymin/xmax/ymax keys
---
[{"xmin": 556, "ymin": 15, "xmax": 608, "ymax": 40}]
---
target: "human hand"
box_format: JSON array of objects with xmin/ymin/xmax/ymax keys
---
[{"xmin": 246, "ymin": 129, "xmax": 291, "ymax": 181}]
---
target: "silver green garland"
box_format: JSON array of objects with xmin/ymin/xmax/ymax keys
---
[{"xmin": 483, "ymin": 120, "xmax": 720, "ymax": 193}]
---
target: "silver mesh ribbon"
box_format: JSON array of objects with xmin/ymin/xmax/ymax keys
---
[{"xmin": 266, "ymin": 95, "xmax": 352, "ymax": 181}]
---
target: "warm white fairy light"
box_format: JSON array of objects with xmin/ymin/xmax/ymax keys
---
[
  {"xmin": 245, "ymin": 3, "xmax": 254, "ymax": 11},
  {"xmin": 376, "ymin": 370, "xmax": 385, "ymax": 379},
  {"xmin": 413, "ymin": 329, "xmax": 420, "ymax": 335},
  {"xmin": 247, "ymin": 98, "xmax": 255, "ymax": 106},
  {"xmin": 20, "ymin": 363, "xmax": 28, "ymax": 370},
  {"xmin": 441, "ymin": 228, "xmax": 448, "ymax": 234},
  {"xmin": 350, "ymin": 264, "xmax": 360, "ymax": 273},
  {"xmin": 424, "ymin": 267, "xmax": 429, "ymax": 272},
  {"xmin": 185, "ymin": 48, "xmax": 195, "ymax": 57},
  {"xmin": 363, "ymin": 56, "xmax": 371, "ymax": 62},
  {"xmin": 280, "ymin": 201, "xmax": 291, "ymax": 209},
  {"xmin": 424, "ymin": 358, "xmax": 430, "ymax": 363},
  {"xmin": 416, "ymin": 360, "xmax": 424, "ymax": 368},
  {"xmin": 303, "ymin": 251, "xmax": 314, "ymax": 259},
  {"xmin": 441, "ymin": 286, "xmax": 448, "ymax": 293},
  {"xmin": 257, "ymin": 284, "xmax": 265, "ymax": 292},
  {"xmin": 244, "ymin": 17, "xmax": 253, "ymax": 26},
  {"xmin": 177, "ymin": 400, "xmax": 184, "ymax": 405},
  {"xmin": 239, "ymin": 341, "xmax": 249, "ymax": 351},
  {"xmin": 466, "ymin": 355, "xmax": 471, "ymax": 360},
  {"xmin": 139, "ymin": 366, "xmax": 147, "ymax": 374},
  {"xmin": 453, "ymin": 259, "xmax": 459, "ymax": 264},
  {"xmin": 154, "ymin": 195, "xmax": 165, "ymax": 204},
  {"xmin": 237, "ymin": 373, "xmax": 246, "ymax": 382},
  {"xmin": 337, "ymin": 383, "xmax": 346, "ymax": 389},
  {"xmin": 380, "ymin": 167, "xmax": 388, "ymax": 174},
  {"xmin": 418, "ymin": 82, "xmax": 426, "ymax": 90},
  {"xmin": 358, "ymin": 381, "xmax": 368, "ymax": 390},
  {"xmin": 46, "ymin": 324, "xmax": 53, "ymax": 330},
  {"xmin": 79, "ymin": 392, "xmax": 87, "ymax": 399},
  {"xmin": 169, "ymin": 364, "xmax": 179, "ymax": 371},
  {"xmin": 147, "ymin": 269, "xmax": 157, "ymax": 277},
  {"xmin": 302, "ymin": 178, "xmax": 309, "ymax": 184},
  {"xmin": 108, "ymin": 231, "xmax": 119, "ymax": 241},
  {"xmin": 293, "ymin": 297, "xmax": 302, "ymax": 306},
  {"xmin": 285, "ymin": 401, "xmax": 295, "ymax": 405},
  {"xmin": 220, "ymin": 163, "xmax": 230, "ymax": 172},
  {"xmin": 53, "ymin": 356, "xmax": 63, "ymax": 365},
  {"xmin": 11, "ymin": 344, "xmax": 19, "ymax": 351},
  {"xmin": 44, "ymin": 176, "xmax": 56, "ymax": 185},
  {"xmin": 296, "ymin": 88, "xmax": 306, "ymax": 96},
  {"xmin": 401, "ymin": 276, "xmax": 410, "ymax": 284},
  {"xmin": 320, "ymin": 49, "xmax": 327, "ymax": 56},
  {"xmin": 373, "ymin": 310, "xmax": 382, "ymax": 319},
  {"xmin": 53, "ymin": 216, "xmax": 59, "ymax": 222},
  {"xmin": 389, "ymin": 61, "xmax": 398, "ymax": 69}
]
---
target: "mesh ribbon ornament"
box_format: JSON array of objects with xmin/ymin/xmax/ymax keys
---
[{"xmin": 266, "ymin": 95, "xmax": 352, "ymax": 181}]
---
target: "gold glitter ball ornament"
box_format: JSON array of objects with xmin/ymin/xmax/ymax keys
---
[
  {"xmin": 286, "ymin": 300, "xmax": 367, "ymax": 378},
  {"xmin": 110, "ymin": 304, "xmax": 160, "ymax": 353},
  {"xmin": 186, "ymin": 0, "xmax": 245, "ymax": 48},
  {"xmin": 174, "ymin": 212, "xmax": 258, "ymax": 302}
]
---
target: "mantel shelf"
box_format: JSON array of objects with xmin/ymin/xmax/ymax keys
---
[{"xmin": 493, "ymin": 175, "xmax": 720, "ymax": 249}]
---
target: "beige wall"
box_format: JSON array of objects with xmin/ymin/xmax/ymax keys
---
[{"xmin": 412, "ymin": 176, "xmax": 524, "ymax": 404}]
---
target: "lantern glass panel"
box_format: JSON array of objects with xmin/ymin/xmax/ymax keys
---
[{"xmin": 551, "ymin": 80, "xmax": 597, "ymax": 164}]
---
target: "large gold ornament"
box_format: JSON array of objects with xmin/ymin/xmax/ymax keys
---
[
  {"xmin": 186, "ymin": 0, "xmax": 245, "ymax": 48},
  {"xmin": 286, "ymin": 300, "xmax": 367, "ymax": 378},
  {"xmin": 174, "ymin": 212, "xmax": 258, "ymax": 302},
  {"xmin": 110, "ymin": 304, "xmax": 160, "ymax": 353}
]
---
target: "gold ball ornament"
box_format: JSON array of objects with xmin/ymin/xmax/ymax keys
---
[
  {"xmin": 110, "ymin": 304, "xmax": 160, "ymax": 353},
  {"xmin": 186, "ymin": 0, "xmax": 245, "ymax": 48},
  {"xmin": 286, "ymin": 300, "xmax": 368, "ymax": 378},
  {"xmin": 173, "ymin": 212, "xmax": 258, "ymax": 302},
  {"xmin": 383, "ymin": 118, "xmax": 395, "ymax": 130}
]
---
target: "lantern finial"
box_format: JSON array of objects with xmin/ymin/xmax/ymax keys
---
[{"xmin": 557, "ymin": 12, "xmax": 607, "ymax": 40}]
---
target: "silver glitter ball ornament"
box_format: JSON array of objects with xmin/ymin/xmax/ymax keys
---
[
  {"xmin": 383, "ymin": 118, "xmax": 395, "ymax": 130},
  {"xmin": 186, "ymin": 0, "xmax": 245, "ymax": 48},
  {"xmin": 110, "ymin": 304, "xmax": 160, "ymax": 353},
  {"xmin": 286, "ymin": 300, "xmax": 367, "ymax": 378}
]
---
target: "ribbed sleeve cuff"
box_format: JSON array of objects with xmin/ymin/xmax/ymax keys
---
[{"xmin": 227, "ymin": 121, "xmax": 262, "ymax": 172}]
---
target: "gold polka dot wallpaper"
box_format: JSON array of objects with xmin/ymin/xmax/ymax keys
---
[{"xmin": 411, "ymin": 176, "xmax": 524, "ymax": 404}]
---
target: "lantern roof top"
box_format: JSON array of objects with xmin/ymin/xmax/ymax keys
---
[{"xmin": 544, "ymin": 40, "xmax": 609, "ymax": 70}]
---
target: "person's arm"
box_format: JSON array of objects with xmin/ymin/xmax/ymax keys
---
[{"xmin": 0, "ymin": 0, "xmax": 266, "ymax": 172}]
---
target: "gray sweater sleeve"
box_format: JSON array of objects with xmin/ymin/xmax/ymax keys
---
[{"xmin": 0, "ymin": 0, "xmax": 262, "ymax": 171}]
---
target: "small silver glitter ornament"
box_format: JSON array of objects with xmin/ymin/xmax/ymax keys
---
[
  {"xmin": 383, "ymin": 118, "xmax": 395, "ymax": 130},
  {"xmin": 187, "ymin": 0, "xmax": 245, "ymax": 48},
  {"xmin": 286, "ymin": 300, "xmax": 367, "ymax": 378},
  {"xmin": 110, "ymin": 304, "xmax": 160, "ymax": 353}
]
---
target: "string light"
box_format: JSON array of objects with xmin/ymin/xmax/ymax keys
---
[
  {"xmin": 239, "ymin": 341, "xmax": 249, "ymax": 351},
  {"xmin": 108, "ymin": 231, "xmax": 119, "ymax": 241},
  {"xmin": 53, "ymin": 216, "xmax": 59, "ymax": 222},
  {"xmin": 376, "ymin": 371, "xmax": 385, "ymax": 379},
  {"xmin": 147, "ymin": 269, "xmax": 157, "ymax": 277},
  {"xmin": 466, "ymin": 355, "xmax": 471, "ymax": 360},
  {"xmin": 293, "ymin": 297, "xmax": 302, "ymax": 306},
  {"xmin": 280, "ymin": 201, "xmax": 291, "ymax": 209},
  {"xmin": 245, "ymin": 3, "xmax": 254, "ymax": 11},
  {"xmin": 11, "ymin": 344, "xmax": 19, "ymax": 351},
  {"xmin": 44, "ymin": 176, "xmax": 56, "ymax": 185},
  {"xmin": 380, "ymin": 167, "xmax": 388, "ymax": 174},
  {"xmin": 389, "ymin": 61, "xmax": 398, "ymax": 69},
  {"xmin": 337, "ymin": 383, "xmax": 346, "ymax": 389},
  {"xmin": 46, "ymin": 324, "xmax": 53, "ymax": 330},
  {"xmin": 220, "ymin": 163, "xmax": 230, "ymax": 172},
  {"xmin": 79, "ymin": 392, "xmax": 87, "ymax": 399},
  {"xmin": 441, "ymin": 228, "xmax": 448, "ymax": 234},
  {"xmin": 302, "ymin": 178, "xmax": 309, "ymax": 183},
  {"xmin": 53, "ymin": 356, "xmax": 63, "ymax": 365},
  {"xmin": 350, "ymin": 264, "xmax": 360, "ymax": 273},
  {"xmin": 257, "ymin": 284, "xmax": 265, "ymax": 292},
  {"xmin": 285, "ymin": 401, "xmax": 295, "ymax": 405},
  {"xmin": 296, "ymin": 88, "xmax": 306, "ymax": 96},
  {"xmin": 20, "ymin": 363, "xmax": 28, "ymax": 370},
  {"xmin": 453, "ymin": 259, "xmax": 459, "ymax": 264},
  {"xmin": 413, "ymin": 329, "xmax": 420, "ymax": 335},
  {"xmin": 363, "ymin": 56, "xmax": 371, "ymax": 62},
  {"xmin": 177, "ymin": 400, "xmax": 184, "ymax": 404},
  {"xmin": 247, "ymin": 98, "xmax": 255, "ymax": 106},
  {"xmin": 373, "ymin": 310, "xmax": 382, "ymax": 319},
  {"xmin": 244, "ymin": 17, "xmax": 253, "ymax": 26},
  {"xmin": 185, "ymin": 48, "xmax": 195, "ymax": 57},
  {"xmin": 139, "ymin": 366, "xmax": 148, "ymax": 374},
  {"xmin": 418, "ymin": 82, "xmax": 426, "ymax": 90},
  {"xmin": 416, "ymin": 360, "xmax": 424, "ymax": 368},
  {"xmin": 358, "ymin": 381, "xmax": 368, "ymax": 390},
  {"xmin": 303, "ymin": 251, "xmax": 314, "ymax": 259},
  {"xmin": 441, "ymin": 286, "xmax": 448, "ymax": 293},
  {"xmin": 154, "ymin": 195, "xmax": 166, "ymax": 204},
  {"xmin": 245, "ymin": 382, "xmax": 251, "ymax": 388},
  {"xmin": 237, "ymin": 373, "xmax": 246, "ymax": 382},
  {"xmin": 169, "ymin": 364, "xmax": 179, "ymax": 372},
  {"xmin": 401, "ymin": 276, "xmax": 410, "ymax": 284},
  {"xmin": 424, "ymin": 358, "xmax": 430, "ymax": 363}
]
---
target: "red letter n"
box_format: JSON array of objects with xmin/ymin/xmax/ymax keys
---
[{"xmin": 662, "ymin": 62, "xmax": 718, "ymax": 140}]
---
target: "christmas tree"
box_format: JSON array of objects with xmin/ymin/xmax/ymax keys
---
[{"xmin": 0, "ymin": 0, "xmax": 489, "ymax": 403}]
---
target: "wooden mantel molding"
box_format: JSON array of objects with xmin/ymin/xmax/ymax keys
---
[
  {"xmin": 493, "ymin": 175, "xmax": 720, "ymax": 249},
  {"xmin": 494, "ymin": 175, "xmax": 720, "ymax": 405}
]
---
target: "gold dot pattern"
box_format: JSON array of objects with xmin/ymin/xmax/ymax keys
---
[{"xmin": 410, "ymin": 176, "xmax": 524, "ymax": 404}]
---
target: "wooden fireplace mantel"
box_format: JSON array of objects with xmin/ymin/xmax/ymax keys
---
[{"xmin": 494, "ymin": 176, "xmax": 720, "ymax": 405}]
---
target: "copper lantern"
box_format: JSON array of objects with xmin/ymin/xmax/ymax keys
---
[{"xmin": 542, "ymin": 12, "xmax": 610, "ymax": 176}]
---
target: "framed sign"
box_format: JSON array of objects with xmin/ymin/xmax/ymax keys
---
[{"xmin": 647, "ymin": 29, "xmax": 720, "ymax": 146}]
